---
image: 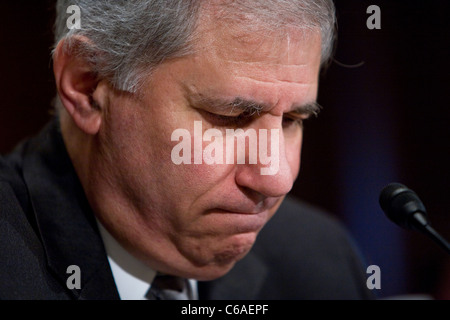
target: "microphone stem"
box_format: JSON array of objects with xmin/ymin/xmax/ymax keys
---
[{"xmin": 423, "ymin": 225, "xmax": 450, "ymax": 255}]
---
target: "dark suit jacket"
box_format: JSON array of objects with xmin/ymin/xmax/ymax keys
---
[{"xmin": 0, "ymin": 119, "xmax": 374, "ymax": 300}]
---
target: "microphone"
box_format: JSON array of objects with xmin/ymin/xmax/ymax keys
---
[{"xmin": 379, "ymin": 182, "xmax": 450, "ymax": 255}]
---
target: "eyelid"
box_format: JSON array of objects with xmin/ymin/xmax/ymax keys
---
[
  {"xmin": 198, "ymin": 104, "xmax": 316, "ymax": 128},
  {"xmin": 285, "ymin": 111, "xmax": 311, "ymax": 121},
  {"xmin": 205, "ymin": 105, "xmax": 260, "ymax": 118},
  {"xmin": 202, "ymin": 108, "xmax": 246, "ymax": 119},
  {"xmin": 198, "ymin": 109, "xmax": 251, "ymax": 126}
]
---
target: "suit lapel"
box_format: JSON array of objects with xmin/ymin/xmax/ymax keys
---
[{"xmin": 21, "ymin": 119, "xmax": 119, "ymax": 300}]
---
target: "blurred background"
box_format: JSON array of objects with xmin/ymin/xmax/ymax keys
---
[{"xmin": 1, "ymin": 0, "xmax": 449, "ymax": 299}]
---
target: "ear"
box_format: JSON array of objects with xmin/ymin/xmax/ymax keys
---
[{"xmin": 53, "ymin": 36, "xmax": 103, "ymax": 135}]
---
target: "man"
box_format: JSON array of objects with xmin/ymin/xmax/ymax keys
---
[{"xmin": 0, "ymin": 0, "xmax": 373, "ymax": 299}]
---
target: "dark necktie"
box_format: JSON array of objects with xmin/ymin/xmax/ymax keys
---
[{"xmin": 146, "ymin": 274, "xmax": 192, "ymax": 300}]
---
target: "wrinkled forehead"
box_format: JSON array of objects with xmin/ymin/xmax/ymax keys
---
[{"xmin": 194, "ymin": 2, "xmax": 322, "ymax": 66}]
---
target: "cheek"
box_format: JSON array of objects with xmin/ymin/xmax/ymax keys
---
[
  {"xmin": 170, "ymin": 163, "xmax": 231, "ymax": 198},
  {"xmin": 169, "ymin": 127, "xmax": 239, "ymax": 195}
]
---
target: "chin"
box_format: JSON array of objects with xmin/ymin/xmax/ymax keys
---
[
  {"xmin": 193, "ymin": 261, "xmax": 238, "ymax": 281},
  {"xmin": 214, "ymin": 233, "xmax": 256, "ymax": 263},
  {"xmin": 181, "ymin": 232, "xmax": 257, "ymax": 281}
]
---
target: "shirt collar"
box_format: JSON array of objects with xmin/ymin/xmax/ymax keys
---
[
  {"xmin": 96, "ymin": 220, "xmax": 157, "ymax": 300},
  {"xmin": 96, "ymin": 219, "xmax": 199, "ymax": 300}
]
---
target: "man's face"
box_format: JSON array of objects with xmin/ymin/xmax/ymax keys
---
[{"xmin": 94, "ymin": 16, "xmax": 322, "ymax": 280}]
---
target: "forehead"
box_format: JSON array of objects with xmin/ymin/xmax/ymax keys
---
[
  {"xmin": 141, "ymin": 4, "xmax": 322, "ymax": 114},
  {"xmin": 190, "ymin": 11, "xmax": 322, "ymax": 91},
  {"xmin": 195, "ymin": 2, "xmax": 322, "ymax": 65},
  {"xmin": 187, "ymin": 19, "xmax": 320, "ymax": 94}
]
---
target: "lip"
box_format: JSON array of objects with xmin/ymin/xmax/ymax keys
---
[
  {"xmin": 199, "ymin": 197, "xmax": 281, "ymax": 234},
  {"xmin": 207, "ymin": 209, "xmax": 270, "ymax": 234},
  {"xmin": 213, "ymin": 208, "xmax": 266, "ymax": 215},
  {"xmin": 214, "ymin": 197, "xmax": 281, "ymax": 215}
]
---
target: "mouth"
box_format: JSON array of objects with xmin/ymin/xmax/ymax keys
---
[
  {"xmin": 205, "ymin": 198, "xmax": 281, "ymax": 234},
  {"xmin": 213, "ymin": 208, "xmax": 267, "ymax": 215},
  {"xmin": 179, "ymin": 197, "xmax": 283, "ymax": 240},
  {"xmin": 214, "ymin": 196, "xmax": 281, "ymax": 215}
]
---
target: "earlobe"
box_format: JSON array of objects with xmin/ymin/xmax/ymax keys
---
[{"xmin": 53, "ymin": 37, "xmax": 103, "ymax": 135}]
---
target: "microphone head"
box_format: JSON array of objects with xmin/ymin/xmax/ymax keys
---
[{"xmin": 379, "ymin": 182, "xmax": 428, "ymax": 230}]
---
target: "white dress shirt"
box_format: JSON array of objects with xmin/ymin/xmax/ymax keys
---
[{"xmin": 96, "ymin": 220, "xmax": 198, "ymax": 300}]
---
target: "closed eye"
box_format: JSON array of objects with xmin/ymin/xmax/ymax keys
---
[
  {"xmin": 199, "ymin": 109, "xmax": 254, "ymax": 127},
  {"xmin": 282, "ymin": 113, "xmax": 307, "ymax": 128}
]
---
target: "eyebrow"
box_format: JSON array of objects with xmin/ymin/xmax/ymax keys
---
[
  {"xmin": 192, "ymin": 96, "xmax": 322, "ymax": 117},
  {"xmin": 291, "ymin": 101, "xmax": 322, "ymax": 118}
]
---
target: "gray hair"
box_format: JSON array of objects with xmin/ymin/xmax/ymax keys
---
[{"xmin": 54, "ymin": 0, "xmax": 336, "ymax": 94}]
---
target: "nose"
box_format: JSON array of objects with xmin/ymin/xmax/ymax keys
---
[{"xmin": 233, "ymin": 118, "xmax": 298, "ymax": 198}]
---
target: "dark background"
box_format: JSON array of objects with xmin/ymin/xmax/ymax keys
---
[{"xmin": 1, "ymin": 1, "xmax": 449, "ymax": 299}]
